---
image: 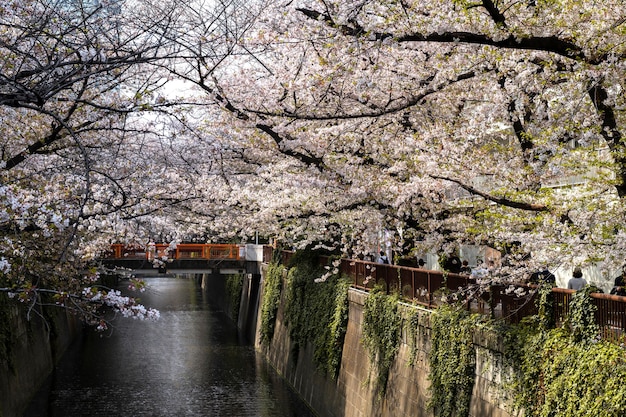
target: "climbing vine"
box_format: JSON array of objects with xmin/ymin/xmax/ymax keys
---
[
  {"xmin": 326, "ymin": 277, "xmax": 349, "ymax": 379},
  {"xmin": 406, "ymin": 308, "xmax": 422, "ymax": 366},
  {"xmin": 565, "ymin": 286, "xmax": 599, "ymax": 343},
  {"xmin": 225, "ymin": 273, "xmax": 244, "ymax": 321},
  {"xmin": 283, "ymin": 251, "xmax": 349, "ymax": 379},
  {"xmin": 502, "ymin": 287, "xmax": 626, "ymax": 417},
  {"xmin": 361, "ymin": 285, "xmax": 402, "ymax": 398},
  {"xmin": 428, "ymin": 304, "xmax": 477, "ymax": 417},
  {"xmin": 260, "ymin": 261, "xmax": 283, "ymax": 345}
]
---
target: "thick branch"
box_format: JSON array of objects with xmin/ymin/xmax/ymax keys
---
[
  {"xmin": 296, "ymin": 8, "xmax": 609, "ymax": 65},
  {"xmin": 589, "ymin": 82, "xmax": 626, "ymax": 197},
  {"xmin": 431, "ymin": 175, "xmax": 548, "ymax": 211},
  {"xmin": 3, "ymin": 97, "xmax": 90, "ymax": 170},
  {"xmin": 246, "ymin": 69, "xmax": 479, "ymax": 120},
  {"xmin": 480, "ymin": 0, "xmax": 507, "ymax": 28}
]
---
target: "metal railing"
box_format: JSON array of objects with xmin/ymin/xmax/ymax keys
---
[
  {"xmin": 106, "ymin": 243, "xmax": 241, "ymax": 261},
  {"xmin": 272, "ymin": 248, "xmax": 626, "ymax": 343}
]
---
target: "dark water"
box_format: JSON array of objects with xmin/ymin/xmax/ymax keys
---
[{"xmin": 25, "ymin": 277, "xmax": 316, "ymax": 417}]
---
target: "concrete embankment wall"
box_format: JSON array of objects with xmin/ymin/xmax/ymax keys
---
[
  {"xmin": 0, "ymin": 300, "xmax": 80, "ymax": 417},
  {"xmin": 234, "ymin": 265, "xmax": 516, "ymax": 417}
]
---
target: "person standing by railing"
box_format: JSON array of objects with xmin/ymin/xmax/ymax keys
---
[
  {"xmin": 567, "ymin": 267, "xmax": 587, "ymax": 291},
  {"xmin": 377, "ymin": 251, "xmax": 389, "ymax": 264},
  {"xmin": 529, "ymin": 267, "xmax": 556, "ymax": 286},
  {"xmin": 459, "ymin": 260, "xmax": 471, "ymax": 275},
  {"xmin": 610, "ymin": 267, "xmax": 626, "ymax": 295},
  {"xmin": 470, "ymin": 259, "xmax": 489, "ymax": 279}
]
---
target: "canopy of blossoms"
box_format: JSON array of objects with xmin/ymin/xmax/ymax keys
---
[{"xmin": 1, "ymin": 0, "xmax": 625, "ymax": 328}]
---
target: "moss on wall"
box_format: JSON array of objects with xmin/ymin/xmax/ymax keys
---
[{"xmin": 225, "ymin": 273, "xmax": 244, "ymax": 321}]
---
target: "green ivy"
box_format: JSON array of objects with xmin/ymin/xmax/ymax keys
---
[
  {"xmin": 427, "ymin": 304, "xmax": 477, "ymax": 417},
  {"xmin": 503, "ymin": 325, "xmax": 626, "ymax": 417},
  {"xmin": 565, "ymin": 286, "xmax": 599, "ymax": 343},
  {"xmin": 260, "ymin": 261, "xmax": 283, "ymax": 345},
  {"xmin": 225, "ymin": 273, "xmax": 244, "ymax": 321},
  {"xmin": 362, "ymin": 286, "xmax": 402, "ymax": 398},
  {"xmin": 283, "ymin": 252, "xmax": 349, "ymax": 379},
  {"xmin": 406, "ymin": 309, "xmax": 421, "ymax": 366},
  {"xmin": 536, "ymin": 283, "xmax": 555, "ymax": 330},
  {"xmin": 326, "ymin": 278, "xmax": 349, "ymax": 379},
  {"xmin": 502, "ymin": 287, "xmax": 626, "ymax": 417}
]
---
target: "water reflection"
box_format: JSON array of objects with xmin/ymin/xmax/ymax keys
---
[{"xmin": 25, "ymin": 277, "xmax": 315, "ymax": 417}]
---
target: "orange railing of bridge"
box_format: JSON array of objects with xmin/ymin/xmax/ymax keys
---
[{"xmin": 106, "ymin": 243, "xmax": 241, "ymax": 261}]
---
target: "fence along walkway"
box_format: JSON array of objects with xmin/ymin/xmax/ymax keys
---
[{"xmin": 269, "ymin": 249, "xmax": 626, "ymax": 344}]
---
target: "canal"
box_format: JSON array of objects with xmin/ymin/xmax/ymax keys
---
[{"xmin": 24, "ymin": 276, "xmax": 316, "ymax": 417}]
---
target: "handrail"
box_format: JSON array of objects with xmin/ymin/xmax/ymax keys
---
[
  {"xmin": 274, "ymin": 248, "xmax": 626, "ymax": 343},
  {"xmin": 105, "ymin": 243, "xmax": 241, "ymax": 261}
]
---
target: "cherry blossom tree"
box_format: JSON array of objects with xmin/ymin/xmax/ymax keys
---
[
  {"xmin": 3, "ymin": 0, "xmax": 626, "ymax": 329},
  {"xmin": 0, "ymin": 0, "xmax": 198, "ymax": 328},
  {"xmin": 168, "ymin": 0, "xmax": 626, "ymax": 284}
]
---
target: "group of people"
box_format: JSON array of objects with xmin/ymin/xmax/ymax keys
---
[
  {"xmin": 444, "ymin": 254, "xmax": 495, "ymax": 279},
  {"xmin": 368, "ymin": 249, "xmax": 626, "ymax": 296},
  {"xmin": 360, "ymin": 251, "xmax": 390, "ymax": 264}
]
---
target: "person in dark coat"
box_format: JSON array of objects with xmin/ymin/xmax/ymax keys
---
[
  {"xmin": 444, "ymin": 254, "xmax": 462, "ymax": 273},
  {"xmin": 460, "ymin": 260, "xmax": 472, "ymax": 275},
  {"xmin": 529, "ymin": 268, "xmax": 556, "ymax": 286},
  {"xmin": 378, "ymin": 251, "xmax": 389, "ymax": 264},
  {"xmin": 611, "ymin": 269, "xmax": 626, "ymax": 296}
]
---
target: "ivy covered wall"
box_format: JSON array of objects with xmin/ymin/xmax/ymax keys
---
[{"xmin": 254, "ymin": 253, "xmax": 626, "ymax": 417}]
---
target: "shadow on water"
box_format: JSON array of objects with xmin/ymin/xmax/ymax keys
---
[{"xmin": 24, "ymin": 276, "xmax": 316, "ymax": 417}]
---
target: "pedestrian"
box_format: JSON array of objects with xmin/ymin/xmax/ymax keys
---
[
  {"xmin": 460, "ymin": 260, "xmax": 471, "ymax": 275},
  {"xmin": 529, "ymin": 267, "xmax": 556, "ymax": 286},
  {"xmin": 470, "ymin": 259, "xmax": 489, "ymax": 279},
  {"xmin": 443, "ymin": 252, "xmax": 462, "ymax": 273},
  {"xmin": 610, "ymin": 267, "xmax": 626, "ymax": 296},
  {"xmin": 567, "ymin": 267, "xmax": 587, "ymax": 291},
  {"xmin": 378, "ymin": 251, "xmax": 389, "ymax": 264}
]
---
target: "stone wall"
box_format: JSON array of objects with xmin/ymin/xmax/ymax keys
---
[
  {"xmin": 246, "ymin": 265, "xmax": 518, "ymax": 417},
  {"xmin": 0, "ymin": 301, "xmax": 80, "ymax": 417}
]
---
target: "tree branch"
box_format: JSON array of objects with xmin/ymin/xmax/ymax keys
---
[
  {"xmin": 588, "ymin": 81, "xmax": 626, "ymax": 197},
  {"xmin": 431, "ymin": 175, "xmax": 548, "ymax": 211},
  {"xmin": 296, "ymin": 7, "xmax": 611, "ymax": 65}
]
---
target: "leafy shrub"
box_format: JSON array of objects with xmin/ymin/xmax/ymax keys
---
[{"xmin": 503, "ymin": 287, "xmax": 626, "ymax": 417}]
